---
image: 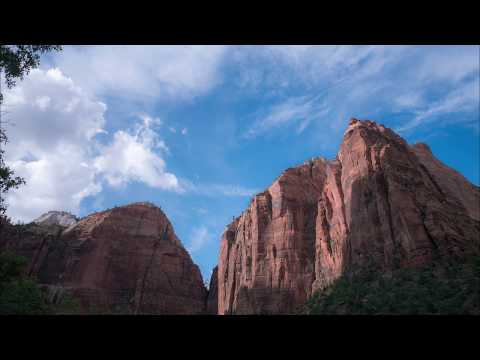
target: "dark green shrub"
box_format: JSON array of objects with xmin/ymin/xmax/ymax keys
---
[
  {"xmin": 0, "ymin": 278, "xmax": 49, "ymax": 314},
  {"xmin": 0, "ymin": 250, "xmax": 27, "ymax": 284},
  {"xmin": 304, "ymin": 256, "xmax": 480, "ymax": 315},
  {"xmin": 0, "ymin": 250, "xmax": 49, "ymax": 314}
]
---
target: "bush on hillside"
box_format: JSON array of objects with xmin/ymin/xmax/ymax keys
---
[{"xmin": 303, "ymin": 256, "xmax": 480, "ymax": 315}]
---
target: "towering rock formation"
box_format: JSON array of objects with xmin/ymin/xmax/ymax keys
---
[
  {"xmin": 1, "ymin": 202, "xmax": 207, "ymax": 314},
  {"xmin": 218, "ymin": 119, "xmax": 480, "ymax": 314}
]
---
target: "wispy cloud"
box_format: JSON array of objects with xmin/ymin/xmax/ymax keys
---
[
  {"xmin": 396, "ymin": 78, "xmax": 479, "ymax": 133},
  {"xmin": 244, "ymin": 96, "xmax": 330, "ymax": 138},
  {"xmin": 236, "ymin": 45, "xmax": 479, "ymax": 140},
  {"xmin": 180, "ymin": 180, "xmax": 259, "ymax": 197},
  {"xmin": 187, "ymin": 226, "xmax": 212, "ymax": 253}
]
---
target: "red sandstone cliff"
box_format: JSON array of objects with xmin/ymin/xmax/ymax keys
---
[
  {"xmin": 1, "ymin": 202, "xmax": 207, "ymax": 314},
  {"xmin": 217, "ymin": 119, "xmax": 480, "ymax": 314}
]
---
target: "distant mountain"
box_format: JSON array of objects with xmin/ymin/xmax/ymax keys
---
[{"xmin": 33, "ymin": 211, "xmax": 78, "ymax": 228}]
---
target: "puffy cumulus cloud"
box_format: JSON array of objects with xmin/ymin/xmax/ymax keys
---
[
  {"xmin": 6, "ymin": 151, "xmax": 101, "ymax": 223},
  {"xmin": 2, "ymin": 68, "xmax": 181, "ymax": 222},
  {"xmin": 2, "ymin": 68, "xmax": 106, "ymax": 222},
  {"xmin": 93, "ymin": 117, "xmax": 181, "ymax": 191},
  {"xmin": 3, "ymin": 68, "xmax": 106, "ymax": 159},
  {"xmin": 50, "ymin": 45, "xmax": 228, "ymax": 101}
]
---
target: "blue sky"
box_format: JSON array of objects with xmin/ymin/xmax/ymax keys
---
[{"xmin": 2, "ymin": 45, "xmax": 479, "ymax": 282}]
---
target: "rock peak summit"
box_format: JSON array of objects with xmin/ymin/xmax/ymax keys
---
[{"xmin": 33, "ymin": 211, "xmax": 78, "ymax": 228}]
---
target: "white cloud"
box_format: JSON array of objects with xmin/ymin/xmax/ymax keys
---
[
  {"xmin": 138, "ymin": 113, "xmax": 162, "ymax": 127},
  {"xmin": 49, "ymin": 45, "xmax": 228, "ymax": 101},
  {"xmin": 415, "ymin": 45, "xmax": 479, "ymax": 84},
  {"xmin": 34, "ymin": 95, "xmax": 51, "ymax": 110},
  {"xmin": 180, "ymin": 181, "xmax": 259, "ymax": 197},
  {"xmin": 245, "ymin": 96, "xmax": 330, "ymax": 138},
  {"xmin": 394, "ymin": 92, "xmax": 425, "ymax": 109},
  {"xmin": 396, "ymin": 78, "xmax": 479, "ymax": 133},
  {"xmin": 2, "ymin": 68, "xmax": 106, "ymax": 222},
  {"xmin": 235, "ymin": 45, "xmax": 479, "ymax": 139},
  {"xmin": 6, "ymin": 153, "xmax": 102, "ymax": 223},
  {"xmin": 187, "ymin": 226, "xmax": 212, "ymax": 253},
  {"xmin": 266, "ymin": 45, "xmax": 379, "ymax": 76},
  {"xmin": 240, "ymin": 45, "xmax": 477, "ymax": 91},
  {"xmin": 233, "ymin": 45, "xmax": 403, "ymax": 91},
  {"xmin": 2, "ymin": 68, "xmax": 183, "ymax": 222},
  {"xmin": 93, "ymin": 117, "xmax": 181, "ymax": 191},
  {"xmin": 3, "ymin": 68, "xmax": 106, "ymax": 158}
]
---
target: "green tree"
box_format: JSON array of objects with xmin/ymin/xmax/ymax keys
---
[
  {"xmin": 0, "ymin": 45, "xmax": 62, "ymax": 100},
  {"xmin": 0, "ymin": 138, "xmax": 25, "ymax": 216},
  {"xmin": 0, "ymin": 250, "xmax": 26, "ymax": 283},
  {"xmin": 0, "ymin": 278, "xmax": 49, "ymax": 314},
  {"xmin": 0, "ymin": 251, "xmax": 48, "ymax": 314},
  {"xmin": 0, "ymin": 45, "xmax": 62, "ymax": 216}
]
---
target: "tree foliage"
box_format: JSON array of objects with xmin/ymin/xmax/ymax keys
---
[
  {"xmin": 0, "ymin": 251, "xmax": 48, "ymax": 314},
  {"xmin": 303, "ymin": 257, "xmax": 480, "ymax": 315},
  {"xmin": 0, "ymin": 45, "xmax": 62, "ymax": 100},
  {"xmin": 0, "ymin": 250, "xmax": 82, "ymax": 314},
  {"xmin": 0, "ymin": 142, "xmax": 25, "ymax": 215}
]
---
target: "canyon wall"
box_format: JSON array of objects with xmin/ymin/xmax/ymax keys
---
[
  {"xmin": 217, "ymin": 119, "xmax": 480, "ymax": 314},
  {"xmin": 0, "ymin": 202, "xmax": 207, "ymax": 314}
]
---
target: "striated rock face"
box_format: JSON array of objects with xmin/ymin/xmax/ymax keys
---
[
  {"xmin": 1, "ymin": 202, "xmax": 207, "ymax": 314},
  {"xmin": 0, "ymin": 219, "xmax": 65, "ymax": 278},
  {"xmin": 218, "ymin": 119, "xmax": 480, "ymax": 314},
  {"xmin": 218, "ymin": 160, "xmax": 325, "ymax": 314}
]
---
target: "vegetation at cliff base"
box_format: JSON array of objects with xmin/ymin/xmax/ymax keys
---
[
  {"xmin": 304, "ymin": 257, "xmax": 480, "ymax": 315},
  {"xmin": 0, "ymin": 250, "xmax": 81, "ymax": 315},
  {"xmin": 0, "ymin": 251, "xmax": 49, "ymax": 314}
]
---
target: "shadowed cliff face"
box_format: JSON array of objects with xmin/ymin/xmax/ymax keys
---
[
  {"xmin": 206, "ymin": 266, "xmax": 218, "ymax": 314},
  {"xmin": 1, "ymin": 203, "xmax": 207, "ymax": 314},
  {"xmin": 217, "ymin": 119, "xmax": 480, "ymax": 315}
]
